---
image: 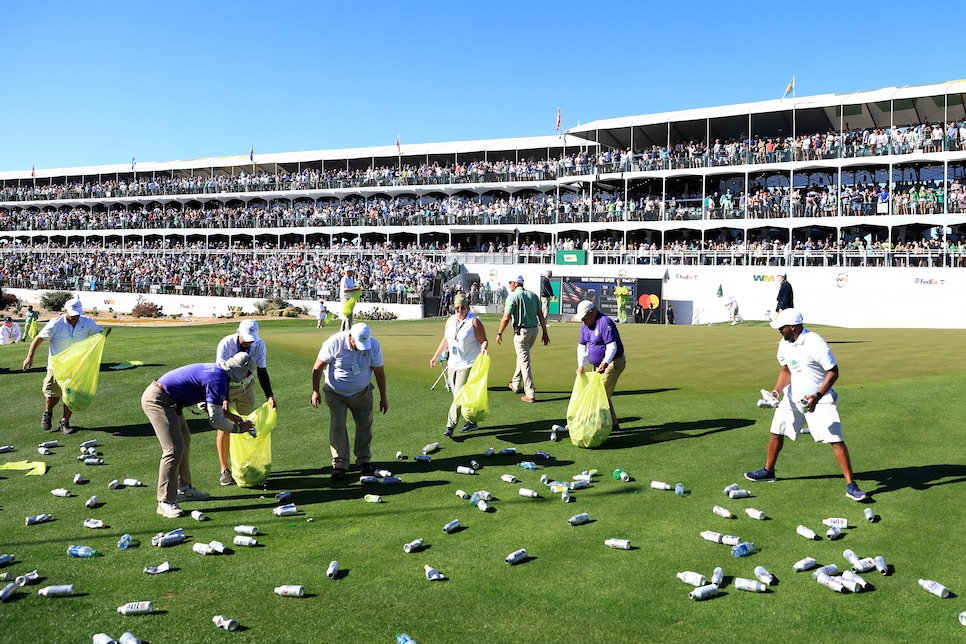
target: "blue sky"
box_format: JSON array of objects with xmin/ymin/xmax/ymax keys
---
[{"xmin": 3, "ymin": 0, "xmax": 964, "ymax": 172}]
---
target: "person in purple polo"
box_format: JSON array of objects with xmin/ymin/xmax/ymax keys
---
[{"xmin": 574, "ymin": 299, "xmax": 626, "ymax": 431}]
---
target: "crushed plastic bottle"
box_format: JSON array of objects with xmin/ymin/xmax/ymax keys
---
[
  {"xmin": 518, "ymin": 461, "xmax": 536, "ymax": 470},
  {"xmin": 67, "ymin": 545, "xmax": 98, "ymax": 557},
  {"xmin": 731, "ymin": 541, "xmax": 754, "ymax": 557}
]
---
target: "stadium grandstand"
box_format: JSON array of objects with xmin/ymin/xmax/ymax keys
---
[{"xmin": 2, "ymin": 80, "xmax": 965, "ymax": 328}]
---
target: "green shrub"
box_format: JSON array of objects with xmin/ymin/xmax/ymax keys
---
[
  {"xmin": 39, "ymin": 291, "xmax": 73, "ymax": 311},
  {"xmin": 255, "ymin": 297, "xmax": 290, "ymax": 314}
]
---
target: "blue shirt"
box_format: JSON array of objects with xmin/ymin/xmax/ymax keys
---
[
  {"xmin": 578, "ymin": 313, "xmax": 624, "ymax": 366},
  {"xmin": 157, "ymin": 362, "xmax": 230, "ymax": 408}
]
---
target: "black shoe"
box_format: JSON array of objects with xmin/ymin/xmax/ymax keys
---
[
  {"xmin": 359, "ymin": 463, "xmax": 375, "ymax": 476},
  {"xmin": 41, "ymin": 411, "xmax": 52, "ymax": 431},
  {"xmin": 60, "ymin": 418, "xmax": 77, "ymax": 435},
  {"xmin": 443, "ymin": 427, "xmax": 454, "ymax": 438},
  {"xmin": 331, "ymin": 468, "xmax": 347, "ymax": 481}
]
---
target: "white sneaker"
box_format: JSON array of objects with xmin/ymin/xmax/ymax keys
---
[
  {"xmin": 220, "ymin": 469, "xmax": 234, "ymax": 486},
  {"xmin": 157, "ymin": 501, "xmax": 184, "ymax": 518},
  {"xmin": 176, "ymin": 485, "xmax": 210, "ymax": 502}
]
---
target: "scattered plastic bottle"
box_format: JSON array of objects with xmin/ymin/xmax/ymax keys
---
[
  {"xmin": 209, "ymin": 541, "xmax": 226, "ymax": 554},
  {"xmin": 569, "ymin": 480, "xmax": 589, "ymax": 489},
  {"xmin": 505, "ymin": 548, "xmax": 527, "ymax": 565},
  {"xmin": 712, "ymin": 505, "xmax": 733, "ymax": 519},
  {"xmin": 382, "ymin": 476, "xmax": 402, "ymax": 484},
  {"xmin": 826, "ymin": 526, "xmax": 842, "ymax": 540},
  {"xmin": 499, "ymin": 448, "xmax": 516, "ymax": 455},
  {"xmin": 108, "ymin": 479, "xmax": 120, "ymax": 490},
  {"xmin": 483, "ymin": 448, "xmax": 495, "ymax": 457},
  {"xmin": 796, "ymin": 525, "xmax": 818, "ymax": 540},
  {"xmin": 518, "ymin": 461, "xmax": 536, "ymax": 471},
  {"xmin": 273, "ymin": 503, "xmax": 298, "ymax": 516},
  {"xmin": 822, "ymin": 517, "xmax": 849, "ymax": 528},
  {"xmin": 456, "ymin": 466, "xmax": 475, "ymax": 475},
  {"xmin": 414, "ymin": 455, "xmax": 431, "ymax": 463},
  {"xmin": 122, "ymin": 479, "xmax": 143, "ymax": 487},
  {"xmin": 518, "ymin": 488, "xmax": 539, "ymax": 498},
  {"xmin": 864, "ymin": 507, "xmax": 876, "ymax": 522},
  {"xmin": 85, "ymin": 496, "xmax": 98, "ymax": 509},
  {"xmin": 842, "ymin": 570, "xmax": 869, "ymax": 590},
  {"xmin": 235, "ymin": 525, "xmax": 258, "ymax": 535},
  {"xmin": 469, "ymin": 461, "xmax": 481, "ymax": 470},
  {"xmin": 73, "ymin": 473, "xmax": 83, "ymax": 484},
  {"xmin": 722, "ymin": 483, "xmax": 739, "ymax": 495},
  {"xmin": 604, "ymin": 538, "xmax": 631, "ymax": 550},
  {"xmin": 404, "ymin": 539, "xmax": 423, "ymax": 554},
  {"xmin": 853, "ymin": 557, "xmax": 876, "ymax": 573},
  {"xmin": 572, "ymin": 473, "xmax": 592, "ymax": 482},
  {"xmin": 534, "ymin": 451, "xmax": 550, "ymax": 459},
  {"xmin": 422, "ymin": 443, "xmax": 439, "ymax": 455},
  {"xmin": 91, "ymin": 634, "xmax": 115, "ymax": 644},
  {"xmin": 396, "ymin": 451, "xmax": 405, "ymax": 460},
  {"xmin": 613, "ymin": 468, "xmax": 631, "ymax": 482},
  {"xmin": 326, "ymin": 561, "xmax": 339, "ymax": 578},
  {"xmin": 816, "ymin": 573, "xmax": 846, "ymax": 593},
  {"xmin": 711, "ymin": 567, "xmax": 724, "ymax": 586},
  {"xmin": 0, "ymin": 554, "xmax": 12, "ymax": 566},
  {"xmin": 745, "ymin": 508, "xmax": 766, "ymax": 520},
  {"xmin": 754, "ymin": 565, "xmax": 775, "ymax": 585},
  {"xmin": 689, "ymin": 583, "xmax": 719, "ymax": 601},
  {"xmin": 675, "ymin": 483, "xmax": 685, "ymax": 496},
  {"xmin": 117, "ymin": 601, "xmax": 153, "ymax": 615},
  {"xmin": 273, "ymin": 585, "xmax": 304, "ymax": 597},
  {"xmin": 501, "ymin": 474, "xmax": 518, "ymax": 483},
  {"xmin": 700, "ymin": 530, "xmax": 723, "ymax": 543},
  {"xmin": 874, "ymin": 555, "xmax": 888, "ymax": 575},
  {"xmin": 0, "ymin": 582, "xmax": 17, "ymax": 602},
  {"xmin": 455, "ymin": 489, "xmax": 469, "ymax": 500},
  {"xmin": 233, "ymin": 536, "xmax": 258, "ymax": 547},
  {"xmin": 51, "ymin": 488, "xmax": 71, "ymax": 497},
  {"xmin": 213, "ymin": 615, "xmax": 240, "ymax": 632},
  {"xmin": 728, "ymin": 488, "xmax": 750, "ymax": 499},
  {"xmin": 793, "ymin": 557, "xmax": 818, "ymax": 572},
  {"xmin": 477, "ymin": 500, "xmax": 490, "ymax": 512},
  {"xmin": 15, "ymin": 570, "xmax": 39, "ymax": 586},
  {"xmin": 374, "ymin": 469, "xmax": 393, "ymax": 478},
  {"xmin": 568, "ymin": 513, "xmax": 590, "ymax": 526},
  {"xmin": 193, "ymin": 543, "xmax": 214, "ymax": 555},
  {"xmin": 0, "ymin": 445, "xmax": 14, "ymax": 454},
  {"xmin": 67, "ymin": 545, "xmax": 98, "ymax": 558},
  {"xmin": 677, "ymin": 571, "xmax": 706, "ymax": 586},
  {"xmin": 191, "ymin": 510, "xmax": 208, "ymax": 521},
  {"xmin": 734, "ymin": 577, "xmax": 767, "ymax": 592},
  {"xmin": 396, "ymin": 633, "xmax": 418, "ymax": 644},
  {"xmin": 721, "ymin": 535, "xmax": 741, "ymax": 546},
  {"xmin": 812, "ymin": 564, "xmax": 839, "ymax": 578},
  {"xmin": 38, "ymin": 584, "xmax": 74, "ymax": 597},
  {"xmin": 364, "ymin": 494, "xmax": 382, "ymax": 503},
  {"xmin": 424, "ymin": 564, "xmax": 445, "ymax": 581},
  {"xmin": 561, "ymin": 489, "xmax": 571, "ymax": 503},
  {"xmin": 731, "ymin": 541, "xmax": 754, "ymax": 557},
  {"xmin": 38, "ymin": 447, "xmax": 52, "ymax": 456},
  {"xmin": 83, "ymin": 518, "xmax": 105, "ymax": 529},
  {"xmin": 650, "ymin": 481, "xmax": 671, "ymax": 490},
  {"xmin": 442, "ymin": 519, "xmax": 460, "ymax": 533}
]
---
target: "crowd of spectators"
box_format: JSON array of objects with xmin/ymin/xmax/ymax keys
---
[{"xmin": 3, "ymin": 119, "xmax": 965, "ymax": 206}]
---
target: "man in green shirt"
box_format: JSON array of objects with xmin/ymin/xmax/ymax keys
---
[
  {"xmin": 496, "ymin": 275, "xmax": 549, "ymax": 403},
  {"xmin": 614, "ymin": 279, "xmax": 630, "ymax": 324}
]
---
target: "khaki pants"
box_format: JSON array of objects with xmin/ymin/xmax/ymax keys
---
[
  {"xmin": 447, "ymin": 366, "xmax": 471, "ymax": 429},
  {"xmin": 324, "ymin": 383, "xmax": 373, "ymax": 469},
  {"xmin": 597, "ymin": 355, "xmax": 627, "ymax": 427},
  {"xmin": 510, "ymin": 327, "xmax": 538, "ymax": 398},
  {"xmin": 141, "ymin": 384, "xmax": 192, "ymax": 503}
]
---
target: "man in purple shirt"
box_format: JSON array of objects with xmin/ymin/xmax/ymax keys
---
[
  {"xmin": 141, "ymin": 352, "xmax": 256, "ymax": 518},
  {"xmin": 575, "ymin": 300, "xmax": 626, "ymax": 430}
]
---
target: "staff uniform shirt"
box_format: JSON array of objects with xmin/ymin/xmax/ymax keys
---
[
  {"xmin": 340, "ymin": 275, "xmax": 356, "ymax": 301},
  {"xmin": 37, "ymin": 315, "xmax": 103, "ymax": 367},
  {"xmin": 445, "ymin": 312, "xmax": 482, "ymax": 370},
  {"xmin": 156, "ymin": 363, "xmax": 234, "ymax": 431},
  {"xmin": 317, "ymin": 331, "xmax": 384, "ymax": 397},
  {"xmin": 777, "ymin": 328, "xmax": 837, "ymax": 402},
  {"xmin": 503, "ymin": 287, "xmax": 540, "ymax": 328},
  {"xmin": 0, "ymin": 322, "xmax": 21, "ymax": 345},
  {"xmin": 216, "ymin": 334, "xmax": 268, "ymax": 369},
  {"xmin": 578, "ymin": 313, "xmax": 624, "ymax": 366}
]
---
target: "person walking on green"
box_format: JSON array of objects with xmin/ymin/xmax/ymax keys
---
[
  {"xmin": 614, "ymin": 279, "xmax": 630, "ymax": 324},
  {"xmin": 496, "ymin": 275, "xmax": 549, "ymax": 403}
]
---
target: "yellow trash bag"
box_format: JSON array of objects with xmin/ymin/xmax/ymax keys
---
[
  {"xmin": 566, "ymin": 372, "xmax": 613, "ymax": 448},
  {"xmin": 229, "ymin": 402, "xmax": 276, "ymax": 487},
  {"xmin": 342, "ymin": 288, "xmax": 362, "ymax": 315},
  {"xmin": 453, "ymin": 352, "xmax": 490, "ymax": 424},
  {"xmin": 50, "ymin": 333, "xmax": 106, "ymax": 412},
  {"xmin": 24, "ymin": 318, "xmax": 38, "ymax": 342}
]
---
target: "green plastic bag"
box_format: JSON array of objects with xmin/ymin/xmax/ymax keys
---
[
  {"xmin": 24, "ymin": 318, "xmax": 38, "ymax": 342},
  {"xmin": 229, "ymin": 402, "xmax": 277, "ymax": 487},
  {"xmin": 50, "ymin": 333, "xmax": 106, "ymax": 412},
  {"xmin": 566, "ymin": 372, "xmax": 613, "ymax": 448},
  {"xmin": 453, "ymin": 352, "xmax": 490, "ymax": 424},
  {"xmin": 342, "ymin": 289, "xmax": 362, "ymax": 315}
]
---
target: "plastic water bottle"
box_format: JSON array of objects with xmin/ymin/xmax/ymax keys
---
[
  {"xmin": 414, "ymin": 455, "xmax": 431, "ymax": 463},
  {"xmin": 864, "ymin": 507, "xmax": 875, "ymax": 522},
  {"xmin": 874, "ymin": 555, "xmax": 888, "ymax": 575},
  {"xmin": 403, "ymin": 539, "xmax": 423, "ymax": 554},
  {"xmin": 213, "ymin": 615, "xmax": 240, "ymax": 631},
  {"xmin": 67, "ymin": 545, "xmax": 97, "ymax": 557},
  {"xmin": 700, "ymin": 530, "xmax": 723, "ymax": 543},
  {"xmin": 689, "ymin": 584, "xmax": 719, "ymax": 601},
  {"xmin": 793, "ymin": 557, "xmax": 818, "ymax": 572},
  {"xmin": 650, "ymin": 481, "xmax": 671, "ymax": 490},
  {"xmin": 505, "ymin": 548, "xmax": 527, "ymax": 565},
  {"xmin": 711, "ymin": 567, "xmax": 724, "ymax": 586},
  {"xmin": 326, "ymin": 561, "xmax": 339, "ymax": 578},
  {"xmin": 422, "ymin": 442, "xmax": 439, "ymax": 455},
  {"xmin": 675, "ymin": 483, "xmax": 685, "ymax": 496},
  {"xmin": 118, "ymin": 534, "xmax": 132, "ymax": 550},
  {"xmin": 712, "ymin": 505, "xmax": 733, "ymax": 519},
  {"xmin": 822, "ymin": 517, "xmax": 849, "ymax": 528},
  {"xmin": 499, "ymin": 448, "xmax": 516, "ymax": 455},
  {"xmin": 568, "ymin": 513, "xmax": 590, "ymax": 526},
  {"xmin": 518, "ymin": 488, "xmax": 539, "ymax": 498},
  {"xmin": 796, "ymin": 525, "xmax": 818, "ymax": 540},
  {"xmin": 754, "ymin": 565, "xmax": 775, "ymax": 585},
  {"xmin": 733, "ymin": 577, "xmax": 767, "ymax": 592},
  {"xmin": 273, "ymin": 585, "xmax": 305, "ymax": 597},
  {"xmin": 676, "ymin": 571, "xmax": 706, "ymax": 586},
  {"xmin": 731, "ymin": 541, "xmax": 754, "ymax": 557},
  {"xmin": 395, "ymin": 634, "xmax": 418, "ymax": 644},
  {"xmin": 364, "ymin": 494, "xmax": 382, "ymax": 503},
  {"xmin": 745, "ymin": 508, "xmax": 766, "ymax": 520},
  {"xmin": 812, "ymin": 564, "xmax": 839, "ymax": 578},
  {"xmin": 518, "ymin": 461, "xmax": 536, "ymax": 471}
]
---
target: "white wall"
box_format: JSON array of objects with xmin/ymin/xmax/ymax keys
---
[
  {"xmin": 471, "ymin": 264, "xmax": 964, "ymax": 329},
  {"xmin": 8, "ymin": 264, "xmax": 962, "ymax": 328}
]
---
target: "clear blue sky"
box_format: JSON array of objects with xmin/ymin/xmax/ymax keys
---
[{"xmin": 3, "ymin": 0, "xmax": 963, "ymax": 172}]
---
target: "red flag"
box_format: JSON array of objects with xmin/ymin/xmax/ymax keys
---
[
  {"xmin": 556, "ymin": 107, "xmax": 561, "ymax": 132},
  {"xmin": 396, "ymin": 134, "xmax": 401, "ymax": 155},
  {"xmin": 31, "ymin": 164, "xmax": 35, "ymax": 177}
]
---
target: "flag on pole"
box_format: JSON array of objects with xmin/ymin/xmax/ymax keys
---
[
  {"xmin": 396, "ymin": 134, "xmax": 401, "ymax": 155},
  {"xmin": 250, "ymin": 146, "xmax": 254, "ymax": 162},
  {"xmin": 783, "ymin": 76, "xmax": 795, "ymax": 98},
  {"xmin": 662, "ymin": 269, "xmax": 670, "ymax": 283},
  {"xmin": 31, "ymin": 164, "xmax": 35, "ymax": 178},
  {"xmin": 556, "ymin": 107, "xmax": 561, "ymax": 132},
  {"xmin": 131, "ymin": 157, "xmax": 136, "ymax": 170}
]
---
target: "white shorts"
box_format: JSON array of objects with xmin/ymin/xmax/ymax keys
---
[{"xmin": 769, "ymin": 399, "xmax": 842, "ymax": 443}]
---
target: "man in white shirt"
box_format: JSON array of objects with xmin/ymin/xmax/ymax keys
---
[
  {"xmin": 311, "ymin": 323, "xmax": 388, "ymax": 480},
  {"xmin": 0, "ymin": 316, "xmax": 21, "ymax": 345},
  {"xmin": 340, "ymin": 265, "xmax": 362, "ymax": 331},
  {"xmin": 22, "ymin": 298, "xmax": 110, "ymax": 434},
  {"xmin": 744, "ymin": 308, "xmax": 867, "ymax": 502}
]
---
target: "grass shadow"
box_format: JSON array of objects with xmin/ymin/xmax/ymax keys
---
[{"xmin": 598, "ymin": 418, "xmax": 754, "ymax": 450}]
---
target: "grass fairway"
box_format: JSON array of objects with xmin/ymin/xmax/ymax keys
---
[{"xmin": 1, "ymin": 317, "xmax": 965, "ymax": 643}]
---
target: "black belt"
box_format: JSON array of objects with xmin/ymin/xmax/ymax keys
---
[{"xmin": 514, "ymin": 326, "xmax": 536, "ymax": 331}]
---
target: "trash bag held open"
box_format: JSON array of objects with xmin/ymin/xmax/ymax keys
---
[
  {"xmin": 566, "ymin": 372, "xmax": 613, "ymax": 448},
  {"xmin": 453, "ymin": 352, "xmax": 490, "ymax": 424},
  {"xmin": 50, "ymin": 333, "xmax": 106, "ymax": 412},
  {"xmin": 342, "ymin": 289, "xmax": 362, "ymax": 315},
  {"xmin": 229, "ymin": 402, "xmax": 277, "ymax": 487}
]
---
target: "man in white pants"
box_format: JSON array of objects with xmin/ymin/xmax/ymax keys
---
[{"xmin": 744, "ymin": 308, "xmax": 867, "ymax": 502}]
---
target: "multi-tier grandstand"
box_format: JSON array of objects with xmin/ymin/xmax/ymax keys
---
[{"xmin": 2, "ymin": 80, "xmax": 965, "ymax": 328}]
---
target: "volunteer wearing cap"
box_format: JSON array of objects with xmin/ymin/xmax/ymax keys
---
[
  {"xmin": 575, "ymin": 300, "xmax": 626, "ymax": 429},
  {"xmin": 430, "ymin": 293, "xmax": 489, "ymax": 437},
  {"xmin": 776, "ymin": 274, "xmax": 794, "ymax": 314},
  {"xmin": 317, "ymin": 300, "xmax": 329, "ymax": 328},
  {"xmin": 142, "ymin": 352, "xmax": 256, "ymax": 518},
  {"xmin": 311, "ymin": 322, "xmax": 388, "ymax": 480},
  {"xmin": 539, "ymin": 270, "xmax": 554, "ymax": 319},
  {"xmin": 496, "ymin": 274, "xmax": 549, "ymax": 403},
  {"xmin": 340, "ymin": 265, "xmax": 362, "ymax": 331},
  {"xmin": 0, "ymin": 316, "xmax": 21, "ymax": 345},
  {"xmin": 212, "ymin": 319, "xmax": 276, "ymax": 486},
  {"xmin": 22, "ymin": 298, "xmax": 111, "ymax": 434},
  {"xmin": 744, "ymin": 308, "xmax": 867, "ymax": 502}
]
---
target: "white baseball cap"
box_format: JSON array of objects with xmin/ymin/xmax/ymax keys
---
[
  {"xmin": 575, "ymin": 300, "xmax": 596, "ymax": 320},
  {"xmin": 350, "ymin": 323, "xmax": 371, "ymax": 350},
  {"xmin": 64, "ymin": 298, "xmax": 83, "ymax": 317},
  {"xmin": 238, "ymin": 319, "xmax": 259, "ymax": 343},
  {"xmin": 510, "ymin": 275, "xmax": 524, "ymax": 284},
  {"xmin": 770, "ymin": 308, "xmax": 804, "ymax": 329}
]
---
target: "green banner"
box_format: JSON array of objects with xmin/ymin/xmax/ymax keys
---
[{"xmin": 555, "ymin": 250, "xmax": 587, "ymax": 265}]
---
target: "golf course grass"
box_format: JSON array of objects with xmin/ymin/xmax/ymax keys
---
[{"xmin": 1, "ymin": 316, "xmax": 965, "ymax": 643}]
